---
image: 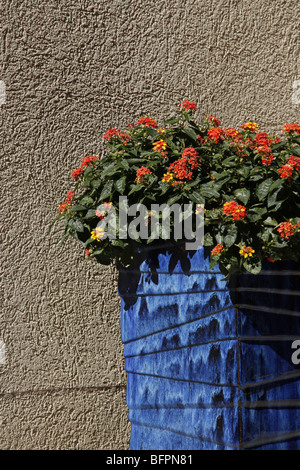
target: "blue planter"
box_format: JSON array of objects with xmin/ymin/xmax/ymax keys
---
[{"xmin": 118, "ymin": 244, "xmax": 300, "ymax": 450}]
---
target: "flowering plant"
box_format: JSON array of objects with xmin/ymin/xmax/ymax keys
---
[{"xmin": 56, "ymin": 101, "xmax": 300, "ymax": 278}]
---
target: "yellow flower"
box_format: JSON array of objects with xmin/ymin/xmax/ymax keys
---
[
  {"xmin": 157, "ymin": 128, "xmax": 166, "ymax": 134},
  {"xmin": 241, "ymin": 121, "xmax": 258, "ymax": 132},
  {"xmin": 162, "ymin": 172, "xmax": 173, "ymax": 183},
  {"xmin": 153, "ymin": 139, "xmax": 168, "ymax": 152},
  {"xmin": 91, "ymin": 227, "xmax": 105, "ymax": 242},
  {"xmin": 239, "ymin": 245, "xmax": 255, "ymax": 258}
]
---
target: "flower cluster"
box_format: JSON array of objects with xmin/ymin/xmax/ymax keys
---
[
  {"xmin": 72, "ymin": 155, "xmax": 98, "ymax": 180},
  {"xmin": 241, "ymin": 121, "xmax": 258, "ymax": 132},
  {"xmin": 91, "ymin": 227, "xmax": 105, "ymax": 242},
  {"xmin": 153, "ymin": 139, "xmax": 168, "ymax": 157},
  {"xmin": 102, "ymin": 128, "xmax": 130, "ymax": 144},
  {"xmin": 223, "ymin": 201, "xmax": 247, "ymax": 220},
  {"xmin": 278, "ymin": 155, "xmax": 300, "ymax": 180},
  {"xmin": 58, "ymin": 190, "xmax": 75, "ymax": 215},
  {"xmin": 211, "ymin": 244, "xmax": 224, "ymax": 255},
  {"xmin": 254, "ymin": 132, "xmax": 275, "ymax": 165},
  {"xmin": 57, "ymin": 101, "xmax": 300, "ymax": 277},
  {"xmin": 277, "ymin": 221, "xmax": 299, "ymax": 240},
  {"xmin": 239, "ymin": 245, "xmax": 255, "ymax": 258},
  {"xmin": 282, "ymin": 123, "xmax": 300, "ymax": 134},
  {"xmin": 95, "ymin": 202, "xmax": 113, "ymax": 219},
  {"xmin": 167, "ymin": 148, "xmax": 200, "ymax": 184},
  {"xmin": 207, "ymin": 127, "xmax": 224, "ymax": 144},
  {"xmin": 135, "ymin": 166, "xmax": 152, "ymax": 184},
  {"xmin": 136, "ymin": 117, "xmax": 158, "ymax": 128},
  {"xmin": 180, "ymin": 100, "xmax": 196, "ymax": 112}
]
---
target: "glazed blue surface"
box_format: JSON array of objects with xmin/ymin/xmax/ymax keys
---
[{"xmin": 118, "ymin": 244, "xmax": 300, "ymax": 450}]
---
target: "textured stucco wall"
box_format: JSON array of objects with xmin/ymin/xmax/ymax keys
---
[{"xmin": 0, "ymin": 0, "xmax": 300, "ymax": 450}]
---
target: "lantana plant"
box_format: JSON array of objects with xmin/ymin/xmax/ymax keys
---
[{"xmin": 56, "ymin": 101, "xmax": 300, "ymax": 278}]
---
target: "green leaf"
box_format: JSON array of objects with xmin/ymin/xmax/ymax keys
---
[
  {"xmin": 233, "ymin": 188, "xmax": 250, "ymax": 205},
  {"xmin": 292, "ymin": 147, "xmax": 300, "ymax": 157},
  {"xmin": 236, "ymin": 166, "xmax": 250, "ymax": 179},
  {"xmin": 128, "ymin": 183, "xmax": 144, "ymax": 195},
  {"xmin": 164, "ymin": 118, "xmax": 179, "ymax": 125},
  {"xmin": 100, "ymin": 180, "xmax": 114, "ymax": 200},
  {"xmin": 101, "ymin": 163, "xmax": 118, "ymax": 177},
  {"xmin": 264, "ymin": 216, "xmax": 278, "ymax": 226},
  {"xmin": 188, "ymin": 191, "xmax": 205, "ymax": 204},
  {"xmin": 126, "ymin": 158, "xmax": 148, "ymax": 164},
  {"xmin": 199, "ymin": 184, "xmax": 220, "ymax": 199},
  {"xmin": 80, "ymin": 195, "xmax": 94, "ymax": 206},
  {"xmin": 243, "ymin": 259, "xmax": 262, "ymax": 275},
  {"xmin": 203, "ymin": 233, "xmax": 214, "ymax": 246},
  {"xmin": 118, "ymin": 159, "xmax": 130, "ymax": 171},
  {"xmin": 256, "ymin": 178, "xmax": 274, "ymax": 201},
  {"xmin": 68, "ymin": 219, "xmax": 85, "ymax": 233},
  {"xmin": 91, "ymin": 179, "xmax": 102, "ymax": 189},
  {"xmin": 84, "ymin": 209, "xmax": 97, "ymax": 219},
  {"xmin": 182, "ymin": 128, "xmax": 198, "ymax": 142},
  {"xmin": 111, "ymin": 239, "xmax": 127, "ymax": 248},
  {"xmin": 69, "ymin": 204, "xmax": 87, "ymax": 213},
  {"xmin": 222, "ymin": 156, "xmax": 237, "ymax": 167},
  {"xmin": 167, "ymin": 194, "xmax": 182, "ymax": 205},
  {"xmin": 223, "ymin": 224, "xmax": 238, "ymax": 247},
  {"xmin": 114, "ymin": 176, "xmax": 126, "ymax": 194}
]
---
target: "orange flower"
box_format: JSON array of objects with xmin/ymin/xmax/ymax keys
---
[
  {"xmin": 277, "ymin": 222, "xmax": 295, "ymax": 240},
  {"xmin": 136, "ymin": 117, "xmax": 158, "ymax": 128},
  {"xmin": 278, "ymin": 164, "xmax": 293, "ymax": 180},
  {"xmin": 153, "ymin": 139, "xmax": 168, "ymax": 152},
  {"xmin": 223, "ymin": 201, "xmax": 247, "ymax": 220},
  {"xmin": 282, "ymin": 123, "xmax": 300, "ymax": 134},
  {"xmin": 207, "ymin": 127, "xmax": 224, "ymax": 144},
  {"xmin": 180, "ymin": 100, "xmax": 196, "ymax": 111},
  {"xmin": 239, "ymin": 245, "xmax": 255, "ymax": 258},
  {"xmin": 135, "ymin": 166, "xmax": 152, "ymax": 183},
  {"xmin": 211, "ymin": 244, "xmax": 224, "ymax": 255},
  {"xmin": 208, "ymin": 115, "xmax": 221, "ymax": 127},
  {"xmin": 162, "ymin": 172, "xmax": 173, "ymax": 183},
  {"xmin": 241, "ymin": 122, "xmax": 258, "ymax": 132}
]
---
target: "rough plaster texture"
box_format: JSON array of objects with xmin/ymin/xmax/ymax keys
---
[{"xmin": 0, "ymin": 0, "xmax": 300, "ymax": 450}]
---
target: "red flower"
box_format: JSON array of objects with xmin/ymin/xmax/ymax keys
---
[
  {"xmin": 169, "ymin": 158, "xmax": 193, "ymax": 181},
  {"xmin": 58, "ymin": 190, "xmax": 75, "ymax": 214},
  {"xmin": 241, "ymin": 122, "xmax": 258, "ymax": 132},
  {"xmin": 262, "ymin": 154, "xmax": 274, "ymax": 166},
  {"xmin": 278, "ymin": 164, "xmax": 293, "ymax": 180},
  {"xmin": 182, "ymin": 147, "xmax": 199, "ymax": 159},
  {"xmin": 207, "ymin": 127, "xmax": 224, "ymax": 144},
  {"xmin": 208, "ymin": 115, "xmax": 221, "ymax": 127},
  {"xmin": 102, "ymin": 128, "xmax": 119, "ymax": 140},
  {"xmin": 168, "ymin": 150, "xmax": 201, "ymax": 183},
  {"xmin": 282, "ymin": 123, "xmax": 300, "ymax": 134},
  {"xmin": 135, "ymin": 166, "xmax": 152, "ymax": 183},
  {"xmin": 119, "ymin": 132, "xmax": 130, "ymax": 145},
  {"xmin": 211, "ymin": 244, "xmax": 224, "ymax": 255},
  {"xmin": 277, "ymin": 222, "xmax": 295, "ymax": 240},
  {"xmin": 223, "ymin": 128, "xmax": 239, "ymax": 139},
  {"xmin": 223, "ymin": 201, "xmax": 247, "ymax": 220},
  {"xmin": 287, "ymin": 156, "xmax": 300, "ymax": 170},
  {"xmin": 72, "ymin": 167, "xmax": 84, "ymax": 180},
  {"xmin": 136, "ymin": 117, "xmax": 158, "ymax": 128},
  {"xmin": 81, "ymin": 155, "xmax": 98, "ymax": 167},
  {"xmin": 180, "ymin": 100, "xmax": 196, "ymax": 112}
]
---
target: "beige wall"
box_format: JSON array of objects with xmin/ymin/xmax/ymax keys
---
[{"xmin": 1, "ymin": 0, "xmax": 300, "ymax": 449}]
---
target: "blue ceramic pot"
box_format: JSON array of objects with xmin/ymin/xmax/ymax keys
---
[{"xmin": 118, "ymin": 243, "xmax": 300, "ymax": 450}]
